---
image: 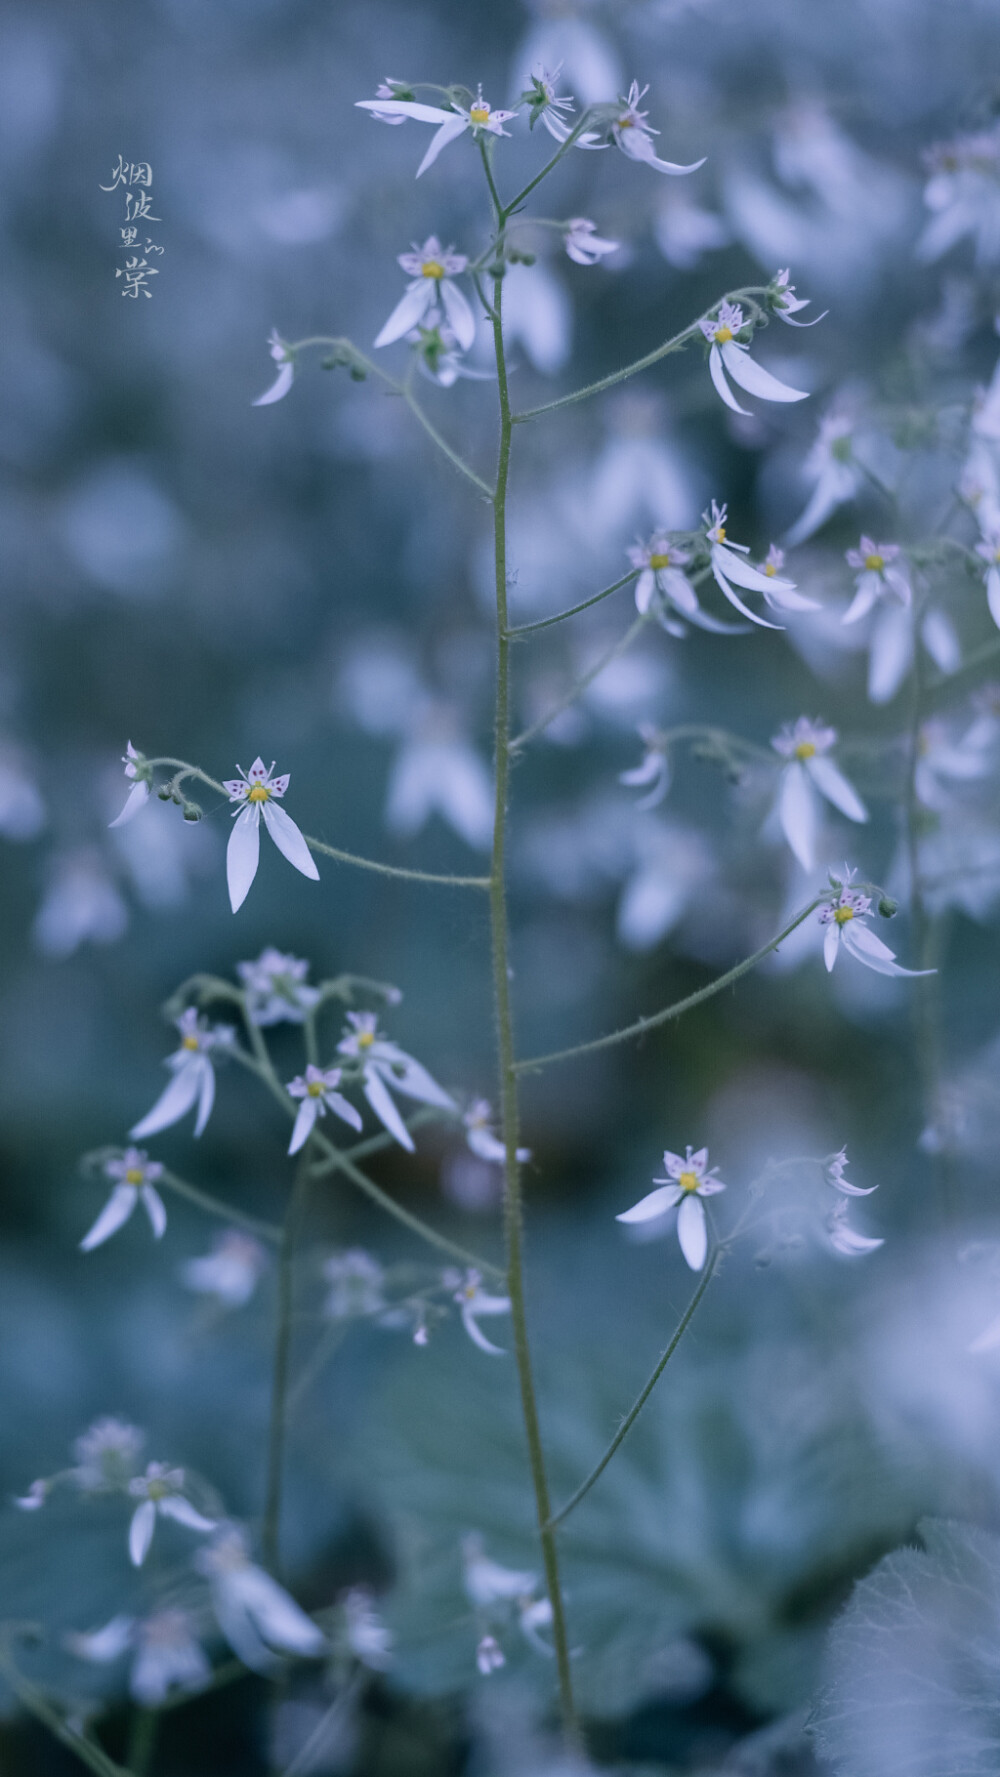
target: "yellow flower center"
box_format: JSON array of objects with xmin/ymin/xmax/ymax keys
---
[
  {"xmin": 648, "ymin": 553, "xmax": 672, "ymax": 570},
  {"xmin": 469, "ymin": 106, "xmax": 490, "ymax": 124},
  {"xmin": 146, "ymin": 1481, "xmax": 169, "ymax": 1501},
  {"xmin": 421, "ymin": 260, "xmax": 445, "ymax": 279},
  {"xmin": 356, "ymin": 1031, "xmax": 375, "ymax": 1050},
  {"xmin": 678, "ymin": 1170, "xmax": 700, "ymax": 1193},
  {"xmin": 307, "ymin": 1081, "xmax": 324, "ymax": 1097},
  {"xmin": 125, "ymin": 1168, "xmax": 144, "ymax": 1186},
  {"xmin": 714, "ymin": 325, "xmax": 734, "ymax": 344},
  {"xmin": 715, "ymin": 527, "xmax": 726, "ymax": 543},
  {"xmin": 834, "ymin": 906, "xmax": 854, "ymax": 925},
  {"xmin": 794, "ymin": 742, "xmax": 817, "ymax": 760},
  {"xmin": 182, "ymin": 1035, "xmax": 200, "ymax": 1051},
  {"xmin": 765, "ymin": 562, "xmax": 777, "ymax": 576},
  {"xmin": 864, "ymin": 553, "xmax": 884, "ymax": 572},
  {"xmin": 617, "ymin": 116, "xmax": 633, "ymax": 128},
  {"xmin": 247, "ymin": 784, "xmax": 270, "ymax": 803}
]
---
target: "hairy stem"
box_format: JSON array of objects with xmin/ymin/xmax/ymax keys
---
[{"xmin": 504, "ymin": 570, "xmax": 639, "ymax": 638}]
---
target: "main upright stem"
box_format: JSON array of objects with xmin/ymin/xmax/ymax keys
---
[{"xmin": 486, "ymin": 225, "xmax": 578, "ymax": 1735}]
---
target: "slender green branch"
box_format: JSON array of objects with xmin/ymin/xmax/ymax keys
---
[
  {"xmin": 515, "ymin": 897, "xmax": 825, "ymax": 1073},
  {"xmin": 263, "ymin": 1161, "xmax": 309, "ymax": 1573},
  {"xmin": 402, "ymin": 387, "xmax": 494, "ymax": 497},
  {"xmin": 504, "ymin": 108, "xmax": 606, "ymax": 213},
  {"xmin": 546, "ymin": 1245, "xmax": 720, "ymax": 1531},
  {"xmin": 510, "ymin": 613, "xmax": 651, "ymax": 754},
  {"xmin": 505, "ymin": 570, "xmax": 639, "ymax": 637},
  {"xmin": 125, "ymin": 1707, "xmax": 158, "ymax": 1777},
  {"xmin": 308, "ymin": 1107, "xmax": 447, "ymax": 1175},
  {"xmin": 0, "ymin": 1642, "xmax": 131, "ymax": 1777},
  {"xmin": 288, "ymin": 1321, "xmax": 348, "ymax": 1418},
  {"xmin": 159, "ymin": 1169, "xmax": 282, "ymax": 1244}
]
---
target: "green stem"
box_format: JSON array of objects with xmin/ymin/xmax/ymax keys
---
[
  {"xmin": 263, "ymin": 1161, "xmax": 309, "ymax": 1573},
  {"xmin": 546, "ymin": 1245, "xmax": 720, "ymax": 1531},
  {"xmin": 487, "ymin": 252, "xmax": 578, "ymax": 1737},
  {"xmin": 0, "ymin": 1644, "xmax": 131, "ymax": 1777},
  {"xmin": 515, "ymin": 897, "xmax": 825, "ymax": 1073},
  {"xmin": 504, "ymin": 570, "xmax": 639, "ymax": 637},
  {"xmin": 510, "ymin": 613, "xmax": 651, "ymax": 754},
  {"xmin": 125, "ymin": 1707, "xmax": 158, "ymax": 1777}
]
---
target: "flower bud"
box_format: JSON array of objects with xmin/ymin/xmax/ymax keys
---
[{"xmin": 878, "ymin": 895, "xmax": 898, "ymax": 918}]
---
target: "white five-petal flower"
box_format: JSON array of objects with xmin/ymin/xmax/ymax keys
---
[
  {"xmin": 337, "ymin": 1011, "xmax": 456, "ymax": 1152},
  {"xmin": 374, "ymin": 237, "xmax": 476, "ymax": 352},
  {"xmin": 131, "ymin": 1008, "xmax": 233, "ymax": 1141},
  {"xmin": 237, "ymin": 947, "xmax": 320, "ymax": 1026},
  {"xmin": 253, "ymin": 330, "xmax": 296, "ymax": 406},
  {"xmin": 109, "ymin": 742, "xmax": 151, "ymax": 828},
  {"xmin": 286, "ymin": 1064, "xmax": 363, "ymax": 1154},
  {"xmin": 223, "ymin": 757, "xmax": 319, "ymax": 914},
  {"xmin": 704, "ymin": 501, "xmax": 803, "ymax": 630},
  {"xmin": 818, "ymin": 878, "xmax": 933, "ymax": 978},
  {"xmin": 629, "ymin": 532, "xmax": 745, "ymax": 635},
  {"xmin": 81, "ymin": 1148, "xmax": 167, "ymax": 1252},
  {"xmin": 617, "ymin": 1145, "xmax": 726, "ymax": 1271},
  {"xmin": 619, "ymin": 724, "xmax": 672, "ymax": 810},
  {"xmin": 451, "ymin": 1267, "xmax": 512, "ymax": 1355},
  {"xmin": 610, "ymin": 82, "xmax": 705, "ymax": 176},
  {"xmin": 195, "ymin": 1525, "xmax": 326, "ymax": 1671},
  {"xmin": 355, "ymin": 86, "xmax": 518, "ymax": 177},
  {"xmin": 181, "ymin": 1230, "xmax": 269, "ymax": 1308},
  {"xmin": 563, "ymin": 217, "xmax": 619, "ymax": 264},
  {"xmin": 770, "ymin": 717, "xmax": 868, "ymax": 869},
  {"xmin": 127, "ymin": 1463, "xmax": 216, "ymax": 1568},
  {"xmin": 67, "ymin": 1609, "xmax": 212, "ymax": 1709},
  {"xmin": 842, "ymin": 538, "xmax": 914, "ymax": 704},
  {"xmin": 463, "ymin": 1099, "xmax": 530, "ymax": 1165},
  {"xmin": 770, "ymin": 269, "xmax": 827, "ymax": 328},
  {"xmin": 700, "ymin": 301, "xmax": 809, "ymax": 415}
]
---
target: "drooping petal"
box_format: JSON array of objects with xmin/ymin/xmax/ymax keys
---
[
  {"xmin": 868, "ymin": 603, "xmax": 913, "ymax": 704},
  {"xmin": 140, "ymin": 1185, "xmax": 167, "ymax": 1240},
  {"xmin": 842, "ymin": 575, "xmax": 880, "ymax": 624},
  {"xmin": 325, "ymin": 1091, "xmax": 364, "ymax": 1131},
  {"xmin": 252, "ymin": 362, "xmax": 295, "ymax": 407},
  {"xmin": 227, "ymin": 805, "xmax": 261, "ymax": 913},
  {"xmin": 416, "ymin": 114, "xmax": 470, "ymax": 176},
  {"xmin": 920, "ymin": 609, "xmax": 960, "ymax": 674},
  {"xmin": 616, "ymin": 1183, "xmax": 683, "ymax": 1224},
  {"xmin": 713, "ymin": 546, "xmax": 797, "ymax": 598},
  {"xmin": 158, "ymin": 1496, "xmax": 217, "ymax": 1533},
  {"xmin": 841, "ymin": 921, "xmax": 933, "ymax": 977},
  {"xmin": 109, "ymin": 781, "xmax": 150, "ymax": 829},
  {"xmin": 633, "ymin": 569, "xmax": 655, "ymax": 613},
  {"xmin": 719, "ymin": 340, "xmax": 809, "ymax": 403},
  {"xmin": 376, "ymin": 1052, "xmax": 455, "ymax": 1110},
  {"xmin": 778, "ymin": 764, "xmax": 818, "ymax": 869},
  {"xmin": 193, "ymin": 1058, "xmax": 216, "ymax": 1139},
  {"xmin": 129, "ymin": 1500, "xmax": 157, "ymax": 1568},
  {"xmin": 80, "ymin": 1185, "xmax": 138, "ymax": 1252},
  {"xmin": 288, "ymin": 1096, "xmax": 318, "ymax": 1155},
  {"xmin": 617, "ymin": 131, "xmax": 705, "ymax": 175},
  {"xmin": 130, "ymin": 1064, "xmax": 203, "ymax": 1139},
  {"xmin": 261, "ymin": 800, "xmax": 320, "ymax": 881},
  {"xmin": 66, "ymin": 1616, "xmax": 136, "ymax": 1663},
  {"xmin": 460, "ymin": 1303, "xmax": 507, "ymax": 1356},
  {"xmin": 711, "ymin": 558, "xmax": 783, "ymax": 629},
  {"xmin": 355, "ymin": 99, "xmax": 457, "ymax": 123},
  {"xmin": 373, "ymin": 280, "xmax": 436, "ymax": 349},
  {"xmin": 708, "ymin": 342, "xmax": 750, "ymax": 414},
  {"xmin": 211, "ymin": 1591, "xmax": 277, "ymax": 1673},
  {"xmin": 806, "ymin": 756, "xmax": 868, "ymax": 823},
  {"xmin": 363, "ymin": 1069, "xmax": 415, "ymax": 1151},
  {"xmin": 823, "ymin": 923, "xmax": 840, "ymax": 972},
  {"xmin": 676, "ymin": 1195, "xmax": 708, "ymax": 1270},
  {"xmin": 762, "ymin": 581, "xmax": 821, "ymax": 612},
  {"xmin": 439, "ymin": 279, "xmax": 477, "ymax": 352},
  {"xmin": 232, "ymin": 1565, "xmax": 326, "ymax": 1656},
  {"xmin": 827, "ymin": 1220, "xmax": 884, "ymax": 1256}
]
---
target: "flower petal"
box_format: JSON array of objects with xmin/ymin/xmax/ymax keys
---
[
  {"xmin": 439, "ymin": 278, "xmax": 477, "ymax": 352},
  {"xmin": 841, "ymin": 921, "xmax": 933, "ymax": 977},
  {"xmin": 158, "ymin": 1496, "xmax": 217, "ymax": 1533},
  {"xmin": 806, "ymin": 756, "xmax": 868, "ymax": 823},
  {"xmin": 261, "ymin": 801, "xmax": 320, "ymax": 881},
  {"xmin": 868, "ymin": 603, "xmax": 913, "ymax": 704},
  {"xmin": 616, "ymin": 1183, "xmax": 683, "ymax": 1223},
  {"xmin": 252, "ymin": 362, "xmax": 295, "ymax": 407},
  {"xmin": 416, "ymin": 114, "xmax": 469, "ymax": 176},
  {"xmin": 355, "ymin": 99, "xmax": 455, "ymax": 123},
  {"xmin": 778, "ymin": 764, "xmax": 818, "ymax": 870},
  {"xmin": 80, "ymin": 1185, "xmax": 138, "ymax": 1252},
  {"xmin": 109, "ymin": 781, "xmax": 150, "ymax": 829},
  {"xmin": 375, "ymin": 1053, "xmax": 455, "ymax": 1110},
  {"xmin": 842, "ymin": 576, "xmax": 879, "ymax": 624},
  {"xmin": 130, "ymin": 1063, "xmax": 203, "ymax": 1139},
  {"xmin": 719, "ymin": 340, "xmax": 809, "ymax": 403},
  {"xmin": 326, "ymin": 1091, "xmax": 364, "ymax": 1131},
  {"xmin": 824, "ymin": 923, "xmax": 840, "ymax": 972},
  {"xmin": 677, "ymin": 1195, "xmax": 708, "ymax": 1270},
  {"xmin": 233, "ymin": 1565, "xmax": 326, "ymax": 1656},
  {"xmin": 288, "ymin": 1096, "xmax": 318, "ymax": 1155},
  {"xmin": 373, "ymin": 280, "xmax": 436, "ymax": 349},
  {"xmin": 363, "ymin": 1070, "xmax": 415, "ymax": 1151},
  {"xmin": 129, "ymin": 1499, "xmax": 157, "ymax": 1567},
  {"xmin": 712, "ymin": 546, "xmax": 797, "ymax": 598},
  {"xmin": 708, "ymin": 342, "xmax": 750, "ymax": 414},
  {"xmin": 227, "ymin": 805, "xmax": 261, "ymax": 913},
  {"xmin": 711, "ymin": 559, "xmax": 783, "ymax": 629},
  {"xmin": 461, "ymin": 1303, "xmax": 507, "ymax": 1356},
  {"xmin": 193, "ymin": 1059, "xmax": 216, "ymax": 1139},
  {"xmin": 140, "ymin": 1185, "xmax": 167, "ymax": 1240}
]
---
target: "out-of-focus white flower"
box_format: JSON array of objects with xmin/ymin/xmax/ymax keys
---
[
  {"xmin": 842, "ymin": 538, "xmax": 913, "ymax": 704},
  {"xmin": 501, "ymin": 260, "xmax": 571, "ymax": 375},
  {"xmin": 323, "ymin": 1249, "xmax": 387, "ymax": 1320},
  {"xmin": 629, "ymin": 532, "xmax": 744, "ymax": 635},
  {"xmin": 699, "ymin": 301, "xmax": 809, "ymax": 415},
  {"xmin": 476, "ymin": 1633, "xmax": 505, "ymax": 1674},
  {"xmin": 619, "ymin": 725, "xmax": 671, "ymax": 810},
  {"xmin": 196, "ymin": 1526, "xmax": 325, "ymax": 1671},
  {"xmin": 615, "ymin": 820, "xmax": 714, "ymax": 953},
  {"xmin": 223, "ymin": 757, "xmax": 319, "ymax": 914},
  {"xmin": 386, "ymin": 710, "xmax": 494, "ymax": 850},
  {"xmin": 66, "ymin": 1611, "xmax": 211, "ymax": 1705},
  {"xmin": 563, "ymin": 218, "xmax": 619, "ymax": 264},
  {"xmin": 825, "ymin": 1196, "xmax": 884, "ymax": 1257},
  {"xmin": 286, "ymin": 1064, "xmax": 363, "ymax": 1154},
  {"xmin": 918, "ymin": 127, "xmax": 1000, "ymax": 267},
  {"xmin": 654, "ymin": 193, "xmax": 730, "ymax": 269},
  {"xmin": 451, "ymin": 1267, "xmax": 511, "ymax": 1355},
  {"xmin": 770, "ymin": 268, "xmax": 826, "ymax": 327},
  {"xmin": 824, "ymin": 1147, "xmax": 877, "ymax": 1196},
  {"xmin": 409, "ymin": 322, "xmax": 491, "ymax": 388},
  {"xmin": 181, "ymin": 1230, "xmax": 269, "ymax": 1308},
  {"xmin": 81, "ymin": 1147, "xmax": 166, "ymax": 1252},
  {"xmin": 976, "ymin": 527, "xmax": 1000, "ymax": 630},
  {"xmin": 784, "ymin": 411, "xmax": 861, "ymax": 546},
  {"xmin": 237, "ymin": 948, "xmax": 320, "ymax": 1026},
  {"xmin": 374, "ymin": 237, "xmax": 475, "ymax": 353},
  {"xmin": 356, "ymin": 87, "xmax": 518, "ymax": 178},
  {"xmin": 818, "ymin": 879, "xmax": 932, "ymax": 979},
  {"xmin": 343, "ymin": 1588, "xmax": 392, "ymax": 1670},
  {"xmin": 109, "ymin": 741, "xmax": 150, "ymax": 828},
  {"xmin": 610, "ymin": 82, "xmax": 704, "ymax": 177},
  {"xmin": 463, "ymin": 1100, "xmax": 529, "ymax": 1165},
  {"xmin": 704, "ymin": 501, "xmax": 802, "ymax": 629},
  {"xmin": 253, "ymin": 331, "xmax": 296, "ymax": 407},
  {"xmin": 914, "ymin": 714, "xmax": 996, "ymax": 811},
  {"xmin": 617, "ymin": 1145, "xmax": 726, "ymax": 1271},
  {"xmin": 33, "ymin": 848, "xmax": 129, "ymax": 958},
  {"xmin": 365, "ymin": 78, "xmax": 413, "ymax": 126},
  {"xmin": 127, "ymin": 1463, "xmax": 216, "ymax": 1567},
  {"xmin": 462, "ymin": 1534, "xmax": 537, "ymax": 1608},
  {"xmin": 72, "ymin": 1418, "xmax": 145, "ymax": 1493},
  {"xmin": 770, "ymin": 717, "xmax": 868, "ymax": 869},
  {"xmin": 338, "ymin": 1010, "xmax": 456, "ymax": 1151},
  {"xmin": 131, "ymin": 1008, "xmax": 234, "ymax": 1141}
]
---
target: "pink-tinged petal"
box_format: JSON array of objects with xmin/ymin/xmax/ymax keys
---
[
  {"xmin": 268, "ymin": 772, "xmax": 290, "ymax": 798},
  {"xmin": 416, "ymin": 114, "xmax": 469, "ymax": 176},
  {"xmin": 227, "ymin": 805, "xmax": 261, "ymax": 913},
  {"xmin": 698, "ymin": 1178, "xmax": 726, "ymax": 1196},
  {"xmin": 130, "ymin": 1064, "xmax": 203, "ymax": 1139},
  {"xmin": 193, "ymin": 1059, "xmax": 216, "ymax": 1139},
  {"xmin": 109, "ymin": 781, "xmax": 150, "ymax": 829},
  {"xmin": 677, "ymin": 1195, "xmax": 708, "ymax": 1270},
  {"xmin": 806, "ymin": 756, "xmax": 868, "ymax": 823},
  {"xmin": 708, "ymin": 342, "xmax": 750, "ymax": 414},
  {"xmin": 970, "ymin": 1315, "xmax": 1000, "ymax": 1354},
  {"xmin": 288, "ymin": 1096, "xmax": 318, "ymax": 1155},
  {"xmin": 158, "ymin": 1496, "xmax": 216, "ymax": 1533},
  {"xmin": 129, "ymin": 1500, "xmax": 157, "ymax": 1567},
  {"xmin": 634, "ymin": 569, "xmax": 654, "ymax": 613},
  {"xmin": 140, "ymin": 1185, "xmax": 167, "ymax": 1240},
  {"xmin": 261, "ymin": 800, "xmax": 320, "ymax": 881},
  {"xmin": 778, "ymin": 764, "xmax": 818, "ymax": 870},
  {"xmin": 376, "ymin": 1053, "xmax": 455, "ymax": 1110},
  {"xmin": 80, "ymin": 1184, "xmax": 138, "ymax": 1251},
  {"xmin": 363, "ymin": 1070, "xmax": 415, "ymax": 1151},
  {"xmin": 355, "ymin": 99, "xmax": 455, "ymax": 123},
  {"xmin": 461, "ymin": 1304, "xmax": 507, "ymax": 1356},
  {"xmin": 439, "ymin": 279, "xmax": 477, "ymax": 352},
  {"xmin": 689, "ymin": 1147, "xmax": 709, "ymax": 1170},
  {"xmin": 988, "ymin": 565, "xmax": 1000, "ymax": 631},
  {"xmin": 326, "ymin": 1091, "xmax": 363, "ymax": 1131},
  {"xmin": 719, "ymin": 340, "xmax": 808, "ymax": 403},
  {"xmin": 711, "ymin": 559, "xmax": 783, "ymax": 630},
  {"xmin": 823, "ymin": 923, "xmax": 840, "ymax": 972},
  {"xmin": 252, "ymin": 362, "xmax": 294, "ymax": 407},
  {"xmin": 373, "ymin": 280, "xmax": 436, "ymax": 349},
  {"xmin": 616, "ymin": 1183, "xmax": 683, "ymax": 1223},
  {"xmin": 247, "ymin": 758, "xmax": 269, "ymax": 780},
  {"xmin": 868, "ymin": 604, "xmax": 913, "ymax": 704}
]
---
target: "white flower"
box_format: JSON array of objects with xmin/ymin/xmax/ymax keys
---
[
  {"xmin": 918, "ymin": 127, "xmax": 1000, "ymax": 266},
  {"xmin": 563, "ymin": 218, "xmax": 619, "ymax": 264},
  {"xmin": 616, "ymin": 1145, "xmax": 726, "ymax": 1271},
  {"xmin": 181, "ymin": 1230, "xmax": 269, "ymax": 1308},
  {"xmin": 196, "ymin": 1526, "xmax": 325, "ymax": 1671},
  {"xmin": 67, "ymin": 1610, "xmax": 211, "ymax": 1708},
  {"xmin": 127, "ymin": 1463, "xmax": 216, "ymax": 1567},
  {"xmin": 463, "ymin": 1099, "xmax": 530, "ymax": 1165},
  {"xmin": 628, "ymin": 533, "xmax": 743, "ymax": 635},
  {"xmin": 476, "ymin": 1634, "xmax": 505, "ymax": 1674},
  {"xmin": 976, "ymin": 528, "xmax": 1000, "ymax": 630},
  {"xmin": 374, "ymin": 237, "xmax": 476, "ymax": 353},
  {"xmin": 81, "ymin": 1147, "xmax": 167, "ymax": 1252},
  {"xmin": 237, "ymin": 948, "xmax": 320, "ymax": 1026},
  {"xmin": 355, "ymin": 86, "xmax": 518, "ymax": 178},
  {"xmin": 409, "ymin": 321, "xmax": 491, "ymax": 389},
  {"xmin": 131, "ymin": 1008, "xmax": 233, "ymax": 1141},
  {"xmin": 286, "ymin": 1064, "xmax": 363, "ymax": 1154},
  {"xmin": 223, "ymin": 757, "xmax": 319, "ymax": 914},
  {"xmin": 654, "ymin": 193, "xmax": 730, "ymax": 269},
  {"xmin": 619, "ymin": 724, "xmax": 671, "ymax": 810},
  {"xmin": 365, "ymin": 78, "xmax": 413, "ymax": 126},
  {"xmin": 770, "ymin": 717, "xmax": 868, "ymax": 869},
  {"xmin": 770, "ymin": 268, "xmax": 826, "ymax": 327},
  {"xmin": 72, "ymin": 1417, "xmax": 145, "ymax": 1492},
  {"xmin": 253, "ymin": 330, "xmax": 296, "ymax": 407},
  {"xmin": 699, "ymin": 301, "xmax": 809, "ymax": 415},
  {"xmin": 501, "ymin": 260, "xmax": 572, "ymax": 375},
  {"xmin": 752, "ymin": 544, "xmax": 821, "ymax": 616},
  {"xmin": 14, "ymin": 1479, "xmax": 49, "ymax": 1511},
  {"xmin": 462, "ymin": 1534, "xmax": 537, "ymax": 1608},
  {"xmin": 109, "ymin": 742, "xmax": 151, "ymax": 828},
  {"xmin": 825, "ymin": 1197, "xmax": 884, "ymax": 1257},
  {"xmin": 337, "ymin": 1011, "xmax": 456, "ymax": 1152},
  {"xmin": 451, "ymin": 1267, "xmax": 511, "ymax": 1355},
  {"xmin": 704, "ymin": 501, "xmax": 803, "ymax": 630},
  {"xmin": 323, "ymin": 1249, "xmax": 386, "ymax": 1320},
  {"xmin": 842, "ymin": 538, "xmax": 913, "ymax": 704},
  {"xmin": 818, "ymin": 879, "xmax": 933, "ymax": 978},
  {"xmin": 824, "ymin": 1147, "xmax": 877, "ymax": 1196},
  {"xmin": 784, "ymin": 411, "xmax": 860, "ymax": 547},
  {"xmin": 610, "ymin": 82, "xmax": 704, "ymax": 177},
  {"xmin": 343, "ymin": 1588, "xmax": 392, "ymax": 1670},
  {"xmin": 615, "ymin": 820, "xmax": 714, "ymax": 953},
  {"xmin": 386, "ymin": 713, "xmax": 494, "ymax": 850},
  {"xmin": 33, "ymin": 848, "xmax": 128, "ymax": 958}
]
